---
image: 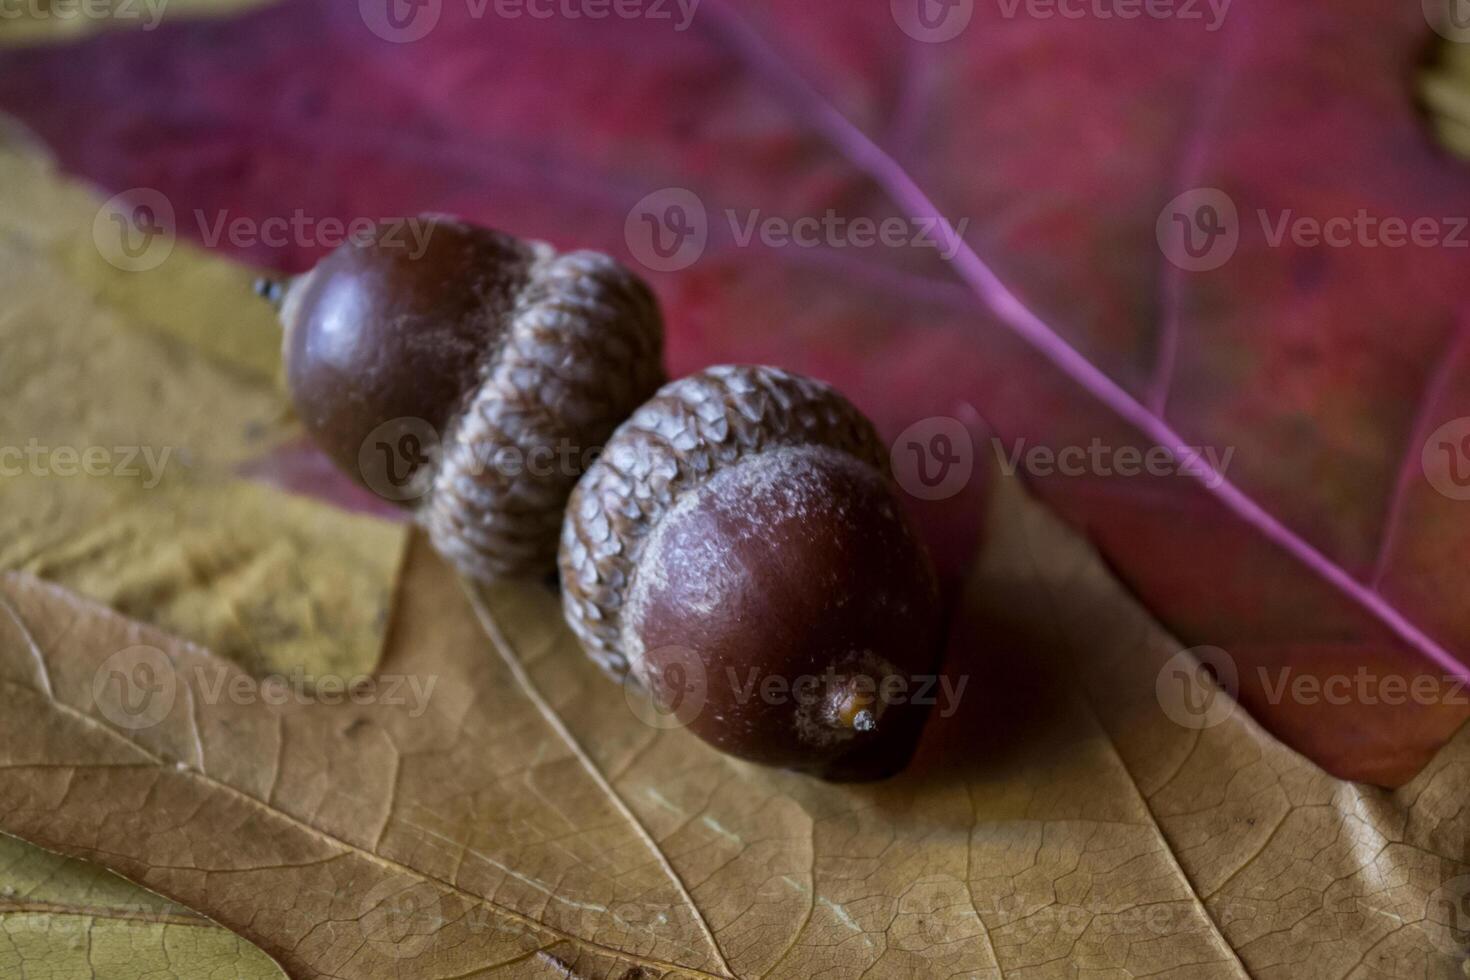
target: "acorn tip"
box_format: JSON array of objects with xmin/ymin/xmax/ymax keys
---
[{"xmin": 254, "ymin": 277, "xmax": 286, "ymax": 310}]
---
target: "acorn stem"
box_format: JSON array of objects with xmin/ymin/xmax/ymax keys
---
[
  {"xmin": 828, "ymin": 679, "xmax": 878, "ymax": 732},
  {"xmin": 253, "ymin": 276, "xmax": 287, "ymax": 312}
]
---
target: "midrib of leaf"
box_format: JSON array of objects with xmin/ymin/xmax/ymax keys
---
[
  {"xmin": 697, "ymin": 0, "xmax": 1470, "ymax": 686},
  {"xmin": 0, "ymin": 898, "xmax": 209, "ymax": 928},
  {"xmin": 0, "ymin": 583, "xmax": 728, "ymax": 980},
  {"xmin": 463, "ymin": 583, "xmax": 737, "ymax": 980},
  {"xmin": 1007, "ymin": 485, "xmax": 1251, "ymax": 979}
]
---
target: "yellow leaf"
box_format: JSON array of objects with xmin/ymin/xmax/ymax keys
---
[
  {"xmin": 0, "ymin": 0, "xmax": 269, "ymax": 48},
  {"xmin": 0, "ymin": 134, "xmax": 406, "ymax": 679},
  {"xmin": 0, "ymin": 834, "xmax": 286, "ymax": 979},
  {"xmin": 0, "ymin": 107, "xmax": 407, "ymax": 970},
  {"xmin": 0, "ymin": 119, "xmax": 281, "ymax": 379}
]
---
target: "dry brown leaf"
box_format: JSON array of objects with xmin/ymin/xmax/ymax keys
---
[
  {"xmin": 0, "ymin": 473, "xmax": 1465, "ymax": 978},
  {"xmin": 0, "ymin": 537, "xmax": 730, "ymax": 979}
]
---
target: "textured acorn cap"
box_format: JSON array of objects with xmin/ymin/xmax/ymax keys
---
[
  {"xmin": 422, "ymin": 244, "xmax": 665, "ymax": 580},
  {"xmin": 558, "ymin": 364, "xmax": 895, "ymax": 680},
  {"xmin": 277, "ymin": 215, "xmax": 664, "ymax": 582}
]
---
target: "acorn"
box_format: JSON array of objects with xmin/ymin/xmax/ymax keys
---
[
  {"xmin": 559, "ymin": 365, "xmax": 944, "ymax": 780},
  {"xmin": 258, "ymin": 215, "xmax": 665, "ymax": 581}
]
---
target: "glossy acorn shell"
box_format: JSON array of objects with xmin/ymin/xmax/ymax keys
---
[{"xmin": 281, "ymin": 217, "xmax": 532, "ymax": 489}]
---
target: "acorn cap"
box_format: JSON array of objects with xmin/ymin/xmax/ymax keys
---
[{"xmin": 559, "ymin": 364, "xmax": 891, "ymax": 678}]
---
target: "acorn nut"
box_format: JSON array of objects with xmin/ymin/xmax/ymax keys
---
[
  {"xmin": 559, "ymin": 365, "xmax": 944, "ymax": 780},
  {"xmin": 259, "ymin": 214, "xmax": 665, "ymax": 581}
]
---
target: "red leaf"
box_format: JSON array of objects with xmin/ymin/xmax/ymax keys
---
[{"xmin": 5, "ymin": 0, "xmax": 1468, "ymax": 785}]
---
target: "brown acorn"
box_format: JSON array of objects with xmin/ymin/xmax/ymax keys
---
[
  {"xmin": 559, "ymin": 365, "xmax": 944, "ymax": 780},
  {"xmin": 259, "ymin": 214, "xmax": 664, "ymax": 581}
]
